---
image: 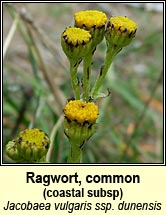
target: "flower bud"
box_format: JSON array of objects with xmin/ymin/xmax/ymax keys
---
[{"xmin": 6, "ymin": 128, "xmax": 50, "ymax": 162}]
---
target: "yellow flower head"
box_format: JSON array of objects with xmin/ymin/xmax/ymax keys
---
[
  {"xmin": 62, "ymin": 27, "xmax": 91, "ymax": 46},
  {"xmin": 106, "ymin": 16, "xmax": 137, "ymax": 48},
  {"xmin": 74, "ymin": 10, "xmax": 107, "ymax": 49},
  {"xmin": 18, "ymin": 128, "xmax": 50, "ymax": 151},
  {"xmin": 6, "ymin": 128, "xmax": 50, "ymax": 162},
  {"xmin": 110, "ymin": 16, "xmax": 137, "ymax": 36},
  {"xmin": 61, "ymin": 27, "xmax": 92, "ymax": 63},
  {"xmin": 63, "ymin": 100, "xmax": 98, "ymax": 144},
  {"xmin": 64, "ymin": 100, "xmax": 98, "ymax": 124},
  {"xmin": 74, "ymin": 10, "xmax": 107, "ymax": 30}
]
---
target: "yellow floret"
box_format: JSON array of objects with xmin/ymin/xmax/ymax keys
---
[
  {"xmin": 110, "ymin": 16, "xmax": 137, "ymax": 35},
  {"xmin": 74, "ymin": 10, "xmax": 107, "ymax": 29},
  {"xmin": 62, "ymin": 27, "xmax": 91, "ymax": 46},
  {"xmin": 64, "ymin": 100, "xmax": 98, "ymax": 124}
]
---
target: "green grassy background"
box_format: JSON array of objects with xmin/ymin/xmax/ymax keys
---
[{"xmin": 3, "ymin": 3, "xmax": 163, "ymax": 163}]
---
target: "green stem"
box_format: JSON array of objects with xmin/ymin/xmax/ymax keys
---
[
  {"xmin": 67, "ymin": 139, "xmax": 83, "ymax": 163},
  {"xmin": 83, "ymin": 52, "xmax": 93, "ymax": 102},
  {"xmin": 91, "ymin": 47, "xmax": 120, "ymax": 99},
  {"xmin": 70, "ymin": 61, "xmax": 80, "ymax": 99}
]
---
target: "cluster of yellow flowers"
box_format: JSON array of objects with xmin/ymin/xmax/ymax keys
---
[
  {"xmin": 5, "ymin": 9, "xmax": 137, "ymax": 164},
  {"xmin": 61, "ymin": 10, "xmax": 137, "ymax": 163},
  {"xmin": 62, "ymin": 9, "xmax": 137, "ymax": 125},
  {"xmin": 62, "ymin": 10, "xmax": 137, "ymax": 60}
]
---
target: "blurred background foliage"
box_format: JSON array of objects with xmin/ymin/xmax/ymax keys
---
[{"xmin": 3, "ymin": 2, "xmax": 163, "ymax": 163}]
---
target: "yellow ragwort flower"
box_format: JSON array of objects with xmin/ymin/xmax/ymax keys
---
[
  {"xmin": 64, "ymin": 100, "xmax": 98, "ymax": 124},
  {"xmin": 74, "ymin": 10, "xmax": 107, "ymax": 30},
  {"xmin": 61, "ymin": 27, "xmax": 92, "ymax": 62},
  {"xmin": 18, "ymin": 128, "xmax": 50, "ymax": 151},
  {"xmin": 74, "ymin": 10, "xmax": 107, "ymax": 49},
  {"xmin": 6, "ymin": 128, "xmax": 50, "ymax": 162},
  {"xmin": 106, "ymin": 16, "xmax": 137, "ymax": 48},
  {"xmin": 110, "ymin": 16, "xmax": 137, "ymax": 34},
  {"xmin": 63, "ymin": 100, "xmax": 98, "ymax": 145},
  {"xmin": 62, "ymin": 27, "xmax": 91, "ymax": 46}
]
